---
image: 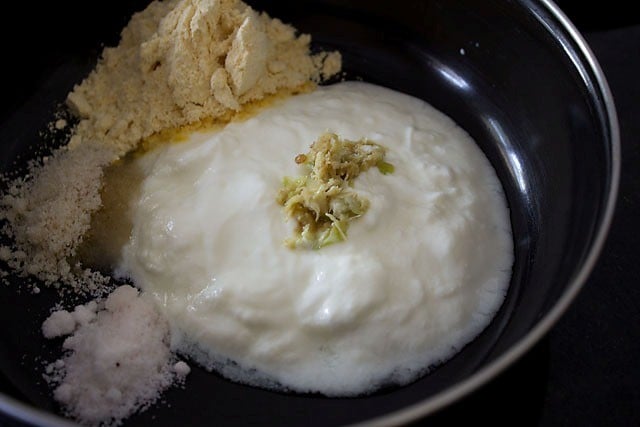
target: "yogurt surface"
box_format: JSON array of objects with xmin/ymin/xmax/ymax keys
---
[{"xmin": 119, "ymin": 82, "xmax": 514, "ymax": 395}]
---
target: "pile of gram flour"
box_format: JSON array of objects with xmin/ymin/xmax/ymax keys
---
[
  {"xmin": 66, "ymin": 0, "xmax": 341, "ymax": 156},
  {"xmin": 0, "ymin": 0, "xmax": 341, "ymax": 425},
  {"xmin": 0, "ymin": 0, "xmax": 340, "ymax": 293}
]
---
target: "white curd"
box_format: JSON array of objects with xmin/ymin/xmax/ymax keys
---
[{"xmin": 119, "ymin": 82, "xmax": 513, "ymax": 396}]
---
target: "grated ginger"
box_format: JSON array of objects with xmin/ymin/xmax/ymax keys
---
[{"xmin": 277, "ymin": 132, "xmax": 393, "ymax": 249}]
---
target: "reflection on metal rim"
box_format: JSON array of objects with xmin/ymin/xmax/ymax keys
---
[
  {"xmin": 358, "ymin": 1, "xmax": 621, "ymax": 426},
  {"xmin": 0, "ymin": 394, "xmax": 76, "ymax": 427}
]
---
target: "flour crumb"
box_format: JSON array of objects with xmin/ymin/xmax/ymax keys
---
[
  {"xmin": 43, "ymin": 285, "xmax": 178, "ymax": 426},
  {"xmin": 314, "ymin": 51, "xmax": 343, "ymax": 80},
  {"xmin": 55, "ymin": 119, "xmax": 68, "ymax": 130}
]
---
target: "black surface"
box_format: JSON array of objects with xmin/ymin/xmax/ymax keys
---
[
  {"xmin": 417, "ymin": 25, "xmax": 640, "ymax": 427},
  {"xmin": 0, "ymin": 1, "xmax": 637, "ymax": 427}
]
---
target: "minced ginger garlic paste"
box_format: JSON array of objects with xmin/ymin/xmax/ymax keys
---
[{"xmin": 277, "ymin": 132, "xmax": 393, "ymax": 249}]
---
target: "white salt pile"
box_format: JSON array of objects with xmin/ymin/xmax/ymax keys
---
[{"xmin": 42, "ymin": 285, "xmax": 190, "ymax": 426}]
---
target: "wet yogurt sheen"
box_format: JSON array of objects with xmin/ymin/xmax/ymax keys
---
[{"xmin": 119, "ymin": 82, "xmax": 514, "ymax": 395}]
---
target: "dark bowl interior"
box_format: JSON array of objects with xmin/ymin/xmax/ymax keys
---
[{"xmin": 0, "ymin": 0, "xmax": 617, "ymax": 425}]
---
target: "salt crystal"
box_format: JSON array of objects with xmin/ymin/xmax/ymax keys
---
[
  {"xmin": 106, "ymin": 388, "xmax": 122, "ymax": 402},
  {"xmin": 42, "ymin": 310, "xmax": 76, "ymax": 338},
  {"xmin": 72, "ymin": 303, "xmax": 97, "ymax": 326},
  {"xmin": 43, "ymin": 285, "xmax": 177, "ymax": 425},
  {"xmin": 173, "ymin": 361, "xmax": 191, "ymax": 377},
  {"xmin": 54, "ymin": 384, "xmax": 73, "ymax": 404}
]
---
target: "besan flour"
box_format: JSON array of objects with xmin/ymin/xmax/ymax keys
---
[{"xmin": 0, "ymin": 0, "xmax": 513, "ymax": 426}]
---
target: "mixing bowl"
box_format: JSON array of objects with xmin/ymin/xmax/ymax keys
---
[{"xmin": 0, "ymin": 0, "xmax": 619, "ymax": 425}]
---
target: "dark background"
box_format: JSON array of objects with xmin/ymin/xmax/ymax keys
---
[{"xmin": 1, "ymin": 1, "xmax": 639, "ymax": 426}]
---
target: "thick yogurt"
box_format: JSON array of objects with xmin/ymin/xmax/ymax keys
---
[{"xmin": 119, "ymin": 82, "xmax": 513, "ymax": 395}]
